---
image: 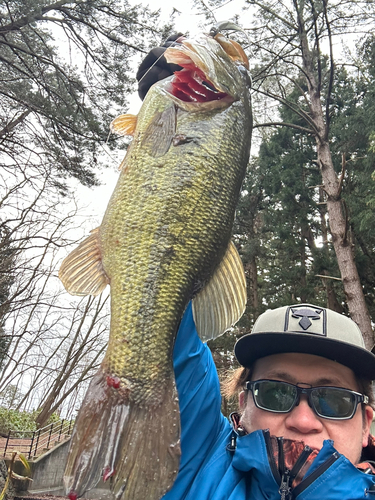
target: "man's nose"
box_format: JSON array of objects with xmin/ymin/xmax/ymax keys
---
[{"xmin": 284, "ymin": 396, "xmax": 324, "ymax": 434}]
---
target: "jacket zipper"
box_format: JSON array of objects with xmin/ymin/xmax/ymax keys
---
[
  {"xmin": 279, "ymin": 445, "xmax": 313, "ymax": 500},
  {"xmin": 292, "ymin": 451, "xmax": 340, "ymax": 497},
  {"xmin": 263, "ymin": 430, "xmax": 281, "ymax": 484},
  {"xmin": 278, "ymin": 436, "xmax": 285, "ymax": 477},
  {"xmin": 277, "ymin": 436, "xmax": 292, "ymax": 500},
  {"xmin": 289, "ymin": 445, "xmax": 313, "ymax": 479},
  {"xmin": 264, "ymin": 430, "xmax": 330, "ymax": 500}
]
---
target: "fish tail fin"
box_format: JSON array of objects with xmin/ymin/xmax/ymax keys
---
[
  {"xmin": 64, "ymin": 369, "xmax": 180, "ymax": 500},
  {"xmin": 111, "ymin": 388, "xmax": 181, "ymax": 500}
]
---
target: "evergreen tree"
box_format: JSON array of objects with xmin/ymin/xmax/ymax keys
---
[
  {"xmin": 0, "ymin": 226, "xmax": 16, "ymax": 370},
  {"xmin": 246, "ymin": 0, "xmax": 375, "ymax": 346},
  {"xmin": 328, "ymin": 39, "xmax": 375, "ymax": 321},
  {"xmin": 251, "ymin": 100, "xmax": 345, "ymax": 312},
  {"xmin": 234, "ymin": 36, "xmax": 375, "ymax": 327},
  {"xmin": 0, "ymin": 0, "xmax": 167, "ymax": 187}
]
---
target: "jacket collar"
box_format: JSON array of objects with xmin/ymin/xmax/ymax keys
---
[{"xmin": 230, "ymin": 412, "xmax": 375, "ymax": 475}]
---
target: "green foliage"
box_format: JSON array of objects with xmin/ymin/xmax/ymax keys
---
[
  {"xmin": 369, "ymin": 133, "xmax": 375, "ymax": 154},
  {"xmin": 208, "ymin": 329, "xmax": 242, "ymax": 416},
  {"xmin": 0, "ymin": 386, "xmax": 63, "ymax": 433},
  {"xmin": 0, "ymin": 406, "xmax": 64, "ymax": 435},
  {"xmin": 230, "ymin": 32, "xmax": 375, "ymax": 326},
  {"xmin": 0, "ymin": 0, "xmax": 167, "ymax": 187},
  {"xmin": 234, "ymin": 106, "xmax": 340, "ymax": 314},
  {"xmin": 230, "ymin": 62, "xmax": 375, "ymax": 319},
  {"xmin": 0, "ymin": 457, "xmax": 15, "ymax": 500},
  {"xmin": 0, "ymin": 408, "xmax": 38, "ymax": 435},
  {"xmin": 327, "ymin": 41, "xmax": 375, "ymax": 319},
  {"xmin": 0, "ymin": 226, "xmax": 16, "ymax": 370}
]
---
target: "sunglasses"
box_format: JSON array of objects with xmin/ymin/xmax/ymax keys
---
[{"xmin": 245, "ymin": 379, "xmax": 369, "ymax": 420}]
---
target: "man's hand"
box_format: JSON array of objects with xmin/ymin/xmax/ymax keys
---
[{"xmin": 136, "ymin": 33, "xmax": 184, "ymax": 100}]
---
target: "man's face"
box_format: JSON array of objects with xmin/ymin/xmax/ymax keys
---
[{"xmin": 239, "ymin": 352, "xmax": 373, "ymax": 464}]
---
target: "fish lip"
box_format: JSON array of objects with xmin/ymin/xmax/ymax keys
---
[{"xmin": 164, "ymin": 37, "xmax": 237, "ymax": 109}]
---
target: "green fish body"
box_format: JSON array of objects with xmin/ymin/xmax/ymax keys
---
[{"xmin": 60, "ymin": 32, "xmax": 252, "ymax": 500}]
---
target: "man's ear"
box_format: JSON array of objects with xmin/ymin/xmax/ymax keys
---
[
  {"xmin": 362, "ymin": 406, "xmax": 374, "ymax": 448},
  {"xmin": 239, "ymin": 390, "xmax": 247, "ymax": 411}
]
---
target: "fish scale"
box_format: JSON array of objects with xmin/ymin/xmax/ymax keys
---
[
  {"xmin": 60, "ymin": 31, "xmax": 252, "ymax": 500},
  {"xmin": 101, "ymin": 103, "xmax": 247, "ymax": 393}
]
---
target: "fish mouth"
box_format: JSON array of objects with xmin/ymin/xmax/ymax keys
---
[
  {"xmin": 165, "ymin": 56, "xmax": 228, "ymax": 104},
  {"xmin": 164, "ymin": 36, "xmax": 237, "ymax": 108}
]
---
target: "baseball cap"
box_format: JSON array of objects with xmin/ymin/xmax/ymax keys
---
[{"xmin": 234, "ymin": 303, "xmax": 375, "ymax": 379}]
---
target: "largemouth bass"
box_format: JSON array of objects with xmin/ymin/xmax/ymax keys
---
[{"xmin": 60, "ymin": 30, "xmax": 252, "ymax": 500}]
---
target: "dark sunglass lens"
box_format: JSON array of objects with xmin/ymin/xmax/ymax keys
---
[
  {"xmin": 254, "ymin": 381, "xmax": 296, "ymax": 412},
  {"xmin": 311, "ymin": 388, "xmax": 355, "ymax": 418}
]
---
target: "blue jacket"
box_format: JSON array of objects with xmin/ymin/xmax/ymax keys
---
[{"xmin": 163, "ymin": 303, "xmax": 375, "ymax": 499}]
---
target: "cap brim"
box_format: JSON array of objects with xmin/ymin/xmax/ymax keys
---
[{"xmin": 235, "ymin": 332, "xmax": 375, "ymax": 380}]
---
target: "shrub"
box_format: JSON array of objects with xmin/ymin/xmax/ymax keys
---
[{"xmin": 0, "ymin": 408, "xmax": 38, "ymax": 436}]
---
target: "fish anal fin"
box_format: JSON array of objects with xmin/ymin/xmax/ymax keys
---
[
  {"xmin": 59, "ymin": 228, "xmax": 109, "ymax": 296},
  {"xmin": 64, "ymin": 369, "xmax": 180, "ymax": 500},
  {"xmin": 110, "ymin": 114, "xmax": 138, "ymax": 136},
  {"xmin": 192, "ymin": 241, "xmax": 247, "ymax": 342},
  {"xmin": 141, "ymin": 105, "xmax": 177, "ymax": 157}
]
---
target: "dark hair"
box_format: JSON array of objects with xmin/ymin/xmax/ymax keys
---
[
  {"xmin": 222, "ymin": 366, "xmax": 375, "ymax": 410},
  {"xmin": 357, "ymin": 378, "xmax": 375, "ymax": 413}
]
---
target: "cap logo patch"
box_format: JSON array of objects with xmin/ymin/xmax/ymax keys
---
[{"xmin": 285, "ymin": 305, "xmax": 326, "ymax": 336}]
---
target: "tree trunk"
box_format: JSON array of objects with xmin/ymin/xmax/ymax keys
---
[
  {"xmin": 317, "ymin": 191, "xmax": 343, "ymax": 313},
  {"xmin": 296, "ymin": 6, "xmax": 374, "ymax": 349},
  {"xmin": 317, "ymin": 141, "xmax": 373, "ymax": 348},
  {"xmin": 247, "ymin": 257, "xmax": 259, "ymax": 321}
]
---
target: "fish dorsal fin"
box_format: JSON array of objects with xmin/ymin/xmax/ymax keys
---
[
  {"xmin": 192, "ymin": 241, "xmax": 246, "ymax": 342},
  {"xmin": 111, "ymin": 114, "xmax": 138, "ymax": 136},
  {"xmin": 141, "ymin": 105, "xmax": 176, "ymax": 157},
  {"xmin": 59, "ymin": 228, "xmax": 110, "ymax": 296}
]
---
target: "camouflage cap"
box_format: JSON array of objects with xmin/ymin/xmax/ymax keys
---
[{"xmin": 234, "ymin": 303, "xmax": 375, "ymax": 379}]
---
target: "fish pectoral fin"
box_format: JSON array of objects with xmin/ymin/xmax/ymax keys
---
[
  {"xmin": 192, "ymin": 241, "xmax": 247, "ymax": 342},
  {"xmin": 59, "ymin": 228, "xmax": 109, "ymax": 296},
  {"xmin": 110, "ymin": 113, "xmax": 137, "ymax": 136},
  {"xmin": 141, "ymin": 105, "xmax": 177, "ymax": 157}
]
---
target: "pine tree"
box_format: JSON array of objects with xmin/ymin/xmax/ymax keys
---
[
  {"xmin": 0, "ymin": 226, "xmax": 15, "ymax": 370},
  {"xmin": 0, "ymin": 0, "xmax": 166, "ymax": 187},
  {"xmin": 245, "ymin": 0, "xmax": 375, "ymax": 346}
]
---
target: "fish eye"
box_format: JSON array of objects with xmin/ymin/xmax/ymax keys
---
[{"xmin": 238, "ymin": 64, "xmax": 252, "ymax": 88}]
